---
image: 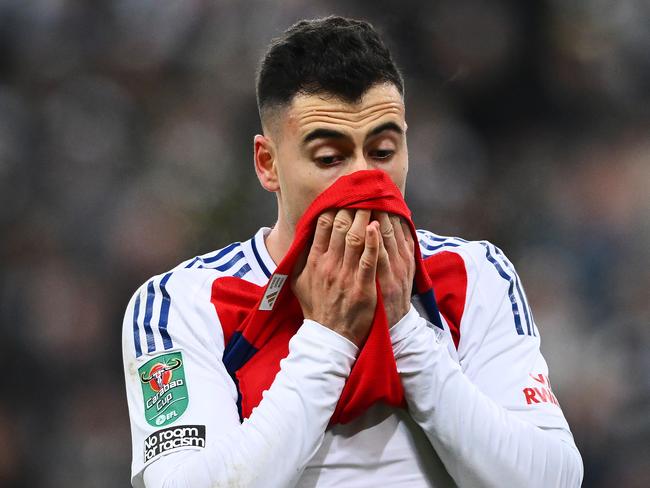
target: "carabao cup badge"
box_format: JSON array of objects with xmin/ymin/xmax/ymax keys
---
[{"xmin": 139, "ymin": 352, "xmax": 189, "ymax": 427}]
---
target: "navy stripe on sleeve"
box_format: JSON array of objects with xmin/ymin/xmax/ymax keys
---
[
  {"xmin": 133, "ymin": 240, "xmax": 254, "ymax": 356},
  {"xmin": 494, "ymin": 248, "xmax": 536, "ymax": 337},
  {"xmin": 215, "ymin": 251, "xmax": 245, "ymax": 272},
  {"xmin": 417, "ymin": 230, "xmax": 466, "ymax": 256},
  {"xmin": 480, "ymin": 242, "xmax": 525, "ymax": 336},
  {"xmin": 158, "ymin": 272, "xmax": 174, "ymax": 350},
  {"xmin": 133, "ymin": 294, "xmax": 142, "ymax": 358},
  {"xmin": 143, "ymin": 281, "xmax": 157, "ymax": 352},
  {"xmin": 416, "ymin": 231, "xmax": 468, "ymax": 244},
  {"xmin": 202, "ymin": 242, "xmax": 239, "ymax": 264},
  {"xmin": 419, "ymin": 240, "xmax": 461, "ymax": 253},
  {"xmin": 184, "ymin": 257, "xmax": 201, "ymax": 269},
  {"xmin": 233, "ymin": 263, "xmax": 252, "ymax": 278}
]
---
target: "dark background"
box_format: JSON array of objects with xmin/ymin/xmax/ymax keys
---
[{"xmin": 1, "ymin": 1, "xmax": 648, "ymax": 486}]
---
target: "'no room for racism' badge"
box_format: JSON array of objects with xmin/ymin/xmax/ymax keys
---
[{"xmin": 139, "ymin": 351, "xmax": 189, "ymax": 427}]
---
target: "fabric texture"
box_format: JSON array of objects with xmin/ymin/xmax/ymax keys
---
[{"xmin": 211, "ymin": 170, "xmax": 441, "ymax": 424}]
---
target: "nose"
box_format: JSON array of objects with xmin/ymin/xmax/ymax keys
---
[{"xmin": 348, "ymin": 153, "xmax": 373, "ymax": 173}]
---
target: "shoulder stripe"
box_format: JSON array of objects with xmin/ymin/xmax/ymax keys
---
[
  {"xmin": 133, "ymin": 294, "xmax": 143, "ymax": 357},
  {"xmin": 480, "ymin": 242, "xmax": 528, "ymax": 336},
  {"xmin": 417, "ymin": 230, "xmax": 468, "ymax": 256},
  {"xmin": 202, "ymin": 242, "xmax": 239, "ymax": 264},
  {"xmin": 133, "ymin": 273, "xmax": 176, "ymax": 358},
  {"xmin": 184, "ymin": 257, "xmax": 201, "ymax": 269},
  {"xmin": 158, "ymin": 272, "xmax": 174, "ymax": 350},
  {"xmin": 132, "ymin": 240, "xmax": 251, "ymax": 358},
  {"xmin": 419, "ymin": 240, "xmax": 461, "ymax": 253},
  {"xmin": 417, "ymin": 230, "xmax": 468, "ymax": 244},
  {"xmin": 184, "ymin": 243, "xmax": 245, "ymax": 273},
  {"xmin": 214, "ymin": 250, "xmax": 245, "ymax": 272},
  {"xmin": 142, "ymin": 281, "xmax": 157, "ymax": 353},
  {"xmin": 416, "ymin": 232, "xmax": 536, "ymax": 338},
  {"xmin": 493, "ymin": 247, "xmax": 536, "ymax": 337},
  {"xmin": 233, "ymin": 263, "xmax": 252, "ymax": 278}
]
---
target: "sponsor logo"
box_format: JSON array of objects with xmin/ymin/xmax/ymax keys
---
[
  {"xmin": 259, "ymin": 274, "xmax": 288, "ymax": 310},
  {"xmin": 144, "ymin": 425, "xmax": 206, "ymax": 463},
  {"xmin": 139, "ymin": 352, "xmax": 188, "ymax": 427},
  {"xmin": 523, "ymin": 373, "xmax": 560, "ymax": 406}
]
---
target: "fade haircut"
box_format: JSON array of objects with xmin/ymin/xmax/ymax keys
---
[{"xmin": 256, "ymin": 16, "xmax": 404, "ymax": 124}]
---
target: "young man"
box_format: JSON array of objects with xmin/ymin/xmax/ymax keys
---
[{"xmin": 123, "ymin": 17, "xmax": 583, "ymax": 487}]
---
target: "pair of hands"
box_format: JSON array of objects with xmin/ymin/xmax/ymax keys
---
[{"xmin": 292, "ymin": 209, "xmax": 416, "ymax": 347}]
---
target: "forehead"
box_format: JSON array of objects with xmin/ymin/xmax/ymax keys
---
[{"xmin": 283, "ymin": 84, "xmax": 405, "ymax": 138}]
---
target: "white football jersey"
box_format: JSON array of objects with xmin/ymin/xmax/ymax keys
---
[{"xmin": 123, "ymin": 228, "xmax": 582, "ymax": 488}]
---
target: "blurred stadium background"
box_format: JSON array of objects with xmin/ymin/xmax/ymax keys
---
[{"xmin": 0, "ymin": 1, "xmax": 648, "ymax": 486}]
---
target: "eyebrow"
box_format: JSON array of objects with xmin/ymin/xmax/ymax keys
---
[
  {"xmin": 367, "ymin": 121, "xmax": 403, "ymax": 139},
  {"xmin": 302, "ymin": 128, "xmax": 346, "ymax": 144},
  {"xmin": 301, "ymin": 121, "xmax": 403, "ymax": 145}
]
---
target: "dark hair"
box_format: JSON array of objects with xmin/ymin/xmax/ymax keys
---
[{"xmin": 257, "ymin": 16, "xmax": 404, "ymax": 117}]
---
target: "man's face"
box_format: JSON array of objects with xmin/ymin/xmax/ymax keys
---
[{"xmin": 263, "ymin": 83, "xmax": 408, "ymax": 231}]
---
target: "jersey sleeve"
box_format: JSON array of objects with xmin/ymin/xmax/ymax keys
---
[
  {"xmin": 455, "ymin": 240, "xmax": 570, "ymax": 430},
  {"xmin": 122, "ymin": 269, "xmax": 358, "ymax": 488},
  {"xmin": 390, "ymin": 238, "xmax": 583, "ymax": 487},
  {"xmin": 122, "ymin": 269, "xmax": 238, "ymax": 486}
]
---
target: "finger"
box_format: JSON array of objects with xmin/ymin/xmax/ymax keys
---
[
  {"xmin": 375, "ymin": 211, "xmax": 398, "ymax": 258},
  {"xmin": 328, "ymin": 208, "xmax": 355, "ymax": 258},
  {"xmin": 392, "ymin": 215, "xmax": 412, "ymax": 259},
  {"xmin": 342, "ymin": 209, "xmax": 371, "ymax": 269},
  {"xmin": 376, "ymin": 227, "xmax": 391, "ymax": 277},
  {"xmin": 357, "ymin": 221, "xmax": 380, "ymax": 286},
  {"xmin": 397, "ymin": 218, "xmax": 416, "ymax": 280},
  {"xmin": 311, "ymin": 210, "xmax": 336, "ymax": 256}
]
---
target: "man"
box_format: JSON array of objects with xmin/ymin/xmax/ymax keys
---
[{"xmin": 123, "ymin": 16, "xmax": 583, "ymax": 487}]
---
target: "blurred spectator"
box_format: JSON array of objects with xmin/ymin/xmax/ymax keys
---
[{"xmin": 0, "ymin": 1, "xmax": 648, "ymax": 486}]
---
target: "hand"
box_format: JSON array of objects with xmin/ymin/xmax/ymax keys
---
[
  {"xmin": 374, "ymin": 212, "xmax": 415, "ymax": 326},
  {"xmin": 292, "ymin": 209, "xmax": 380, "ymax": 346}
]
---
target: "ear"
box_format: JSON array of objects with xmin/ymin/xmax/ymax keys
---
[{"xmin": 254, "ymin": 134, "xmax": 279, "ymax": 192}]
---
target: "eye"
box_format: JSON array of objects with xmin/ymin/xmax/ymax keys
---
[
  {"xmin": 315, "ymin": 154, "xmax": 344, "ymax": 166},
  {"xmin": 369, "ymin": 149, "xmax": 394, "ymax": 160}
]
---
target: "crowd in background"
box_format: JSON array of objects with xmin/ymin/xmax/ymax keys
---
[{"xmin": 0, "ymin": 1, "xmax": 648, "ymax": 486}]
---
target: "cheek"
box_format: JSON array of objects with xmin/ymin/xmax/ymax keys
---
[
  {"xmin": 388, "ymin": 160, "xmax": 408, "ymax": 192},
  {"xmin": 298, "ymin": 177, "xmax": 327, "ymax": 209},
  {"xmin": 282, "ymin": 170, "xmax": 322, "ymax": 217}
]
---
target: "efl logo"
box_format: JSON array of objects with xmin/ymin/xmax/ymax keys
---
[{"xmin": 523, "ymin": 373, "xmax": 560, "ymax": 406}]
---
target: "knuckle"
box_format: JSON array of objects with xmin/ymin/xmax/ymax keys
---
[
  {"xmin": 345, "ymin": 231, "xmax": 364, "ymax": 247},
  {"xmin": 317, "ymin": 214, "xmax": 334, "ymax": 228},
  {"xmin": 333, "ymin": 216, "xmax": 353, "ymax": 232},
  {"xmin": 359, "ymin": 256, "xmax": 375, "ymax": 270},
  {"xmin": 365, "ymin": 240, "xmax": 379, "ymax": 253}
]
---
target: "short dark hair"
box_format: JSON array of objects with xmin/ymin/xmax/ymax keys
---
[{"xmin": 256, "ymin": 16, "xmax": 404, "ymax": 119}]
